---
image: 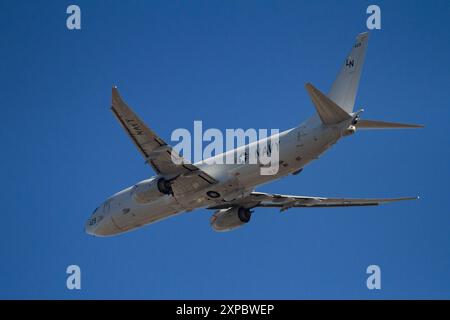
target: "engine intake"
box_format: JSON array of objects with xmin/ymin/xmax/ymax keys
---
[
  {"xmin": 210, "ymin": 207, "xmax": 252, "ymax": 232},
  {"xmin": 133, "ymin": 178, "xmax": 171, "ymax": 204},
  {"xmin": 157, "ymin": 178, "xmax": 173, "ymax": 195}
]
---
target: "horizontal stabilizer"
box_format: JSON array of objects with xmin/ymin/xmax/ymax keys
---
[
  {"xmin": 356, "ymin": 119, "xmax": 424, "ymax": 129},
  {"xmin": 305, "ymin": 83, "xmax": 351, "ymax": 125}
]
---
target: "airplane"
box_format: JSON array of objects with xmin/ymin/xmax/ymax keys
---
[{"xmin": 85, "ymin": 32, "xmax": 422, "ymax": 237}]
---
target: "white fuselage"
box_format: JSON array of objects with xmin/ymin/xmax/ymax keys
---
[{"xmin": 85, "ymin": 114, "xmax": 352, "ymax": 236}]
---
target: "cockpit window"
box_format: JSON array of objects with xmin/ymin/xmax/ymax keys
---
[
  {"xmin": 88, "ymin": 215, "xmax": 103, "ymax": 226},
  {"xmin": 92, "ymin": 207, "xmax": 99, "ymax": 216}
]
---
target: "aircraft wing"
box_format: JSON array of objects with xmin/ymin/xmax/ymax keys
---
[
  {"xmin": 209, "ymin": 191, "xmax": 418, "ymax": 211},
  {"xmin": 110, "ymin": 87, "xmax": 217, "ymax": 189}
]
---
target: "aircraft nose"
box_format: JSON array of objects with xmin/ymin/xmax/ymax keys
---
[
  {"xmin": 85, "ymin": 216, "xmax": 119, "ymax": 237},
  {"xmin": 85, "ymin": 218, "xmax": 96, "ymax": 236}
]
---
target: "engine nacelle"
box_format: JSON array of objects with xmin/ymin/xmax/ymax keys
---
[
  {"xmin": 133, "ymin": 178, "xmax": 167, "ymax": 204},
  {"xmin": 210, "ymin": 207, "xmax": 252, "ymax": 232}
]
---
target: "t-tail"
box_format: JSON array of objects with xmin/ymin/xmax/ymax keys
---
[{"xmin": 305, "ymin": 32, "xmax": 423, "ymax": 130}]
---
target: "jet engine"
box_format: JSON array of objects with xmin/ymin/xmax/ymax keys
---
[
  {"xmin": 133, "ymin": 178, "xmax": 171, "ymax": 203},
  {"xmin": 210, "ymin": 207, "xmax": 252, "ymax": 232},
  {"xmin": 157, "ymin": 178, "xmax": 173, "ymax": 195}
]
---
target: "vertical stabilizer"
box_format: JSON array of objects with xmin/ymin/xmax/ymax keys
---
[{"xmin": 328, "ymin": 32, "xmax": 369, "ymax": 113}]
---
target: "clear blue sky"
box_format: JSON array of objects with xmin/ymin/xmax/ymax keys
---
[{"xmin": 1, "ymin": 0, "xmax": 449, "ymax": 299}]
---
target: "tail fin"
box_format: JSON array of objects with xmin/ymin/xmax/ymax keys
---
[
  {"xmin": 356, "ymin": 119, "xmax": 424, "ymax": 129},
  {"xmin": 329, "ymin": 32, "xmax": 369, "ymax": 113},
  {"xmin": 305, "ymin": 83, "xmax": 351, "ymax": 125}
]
